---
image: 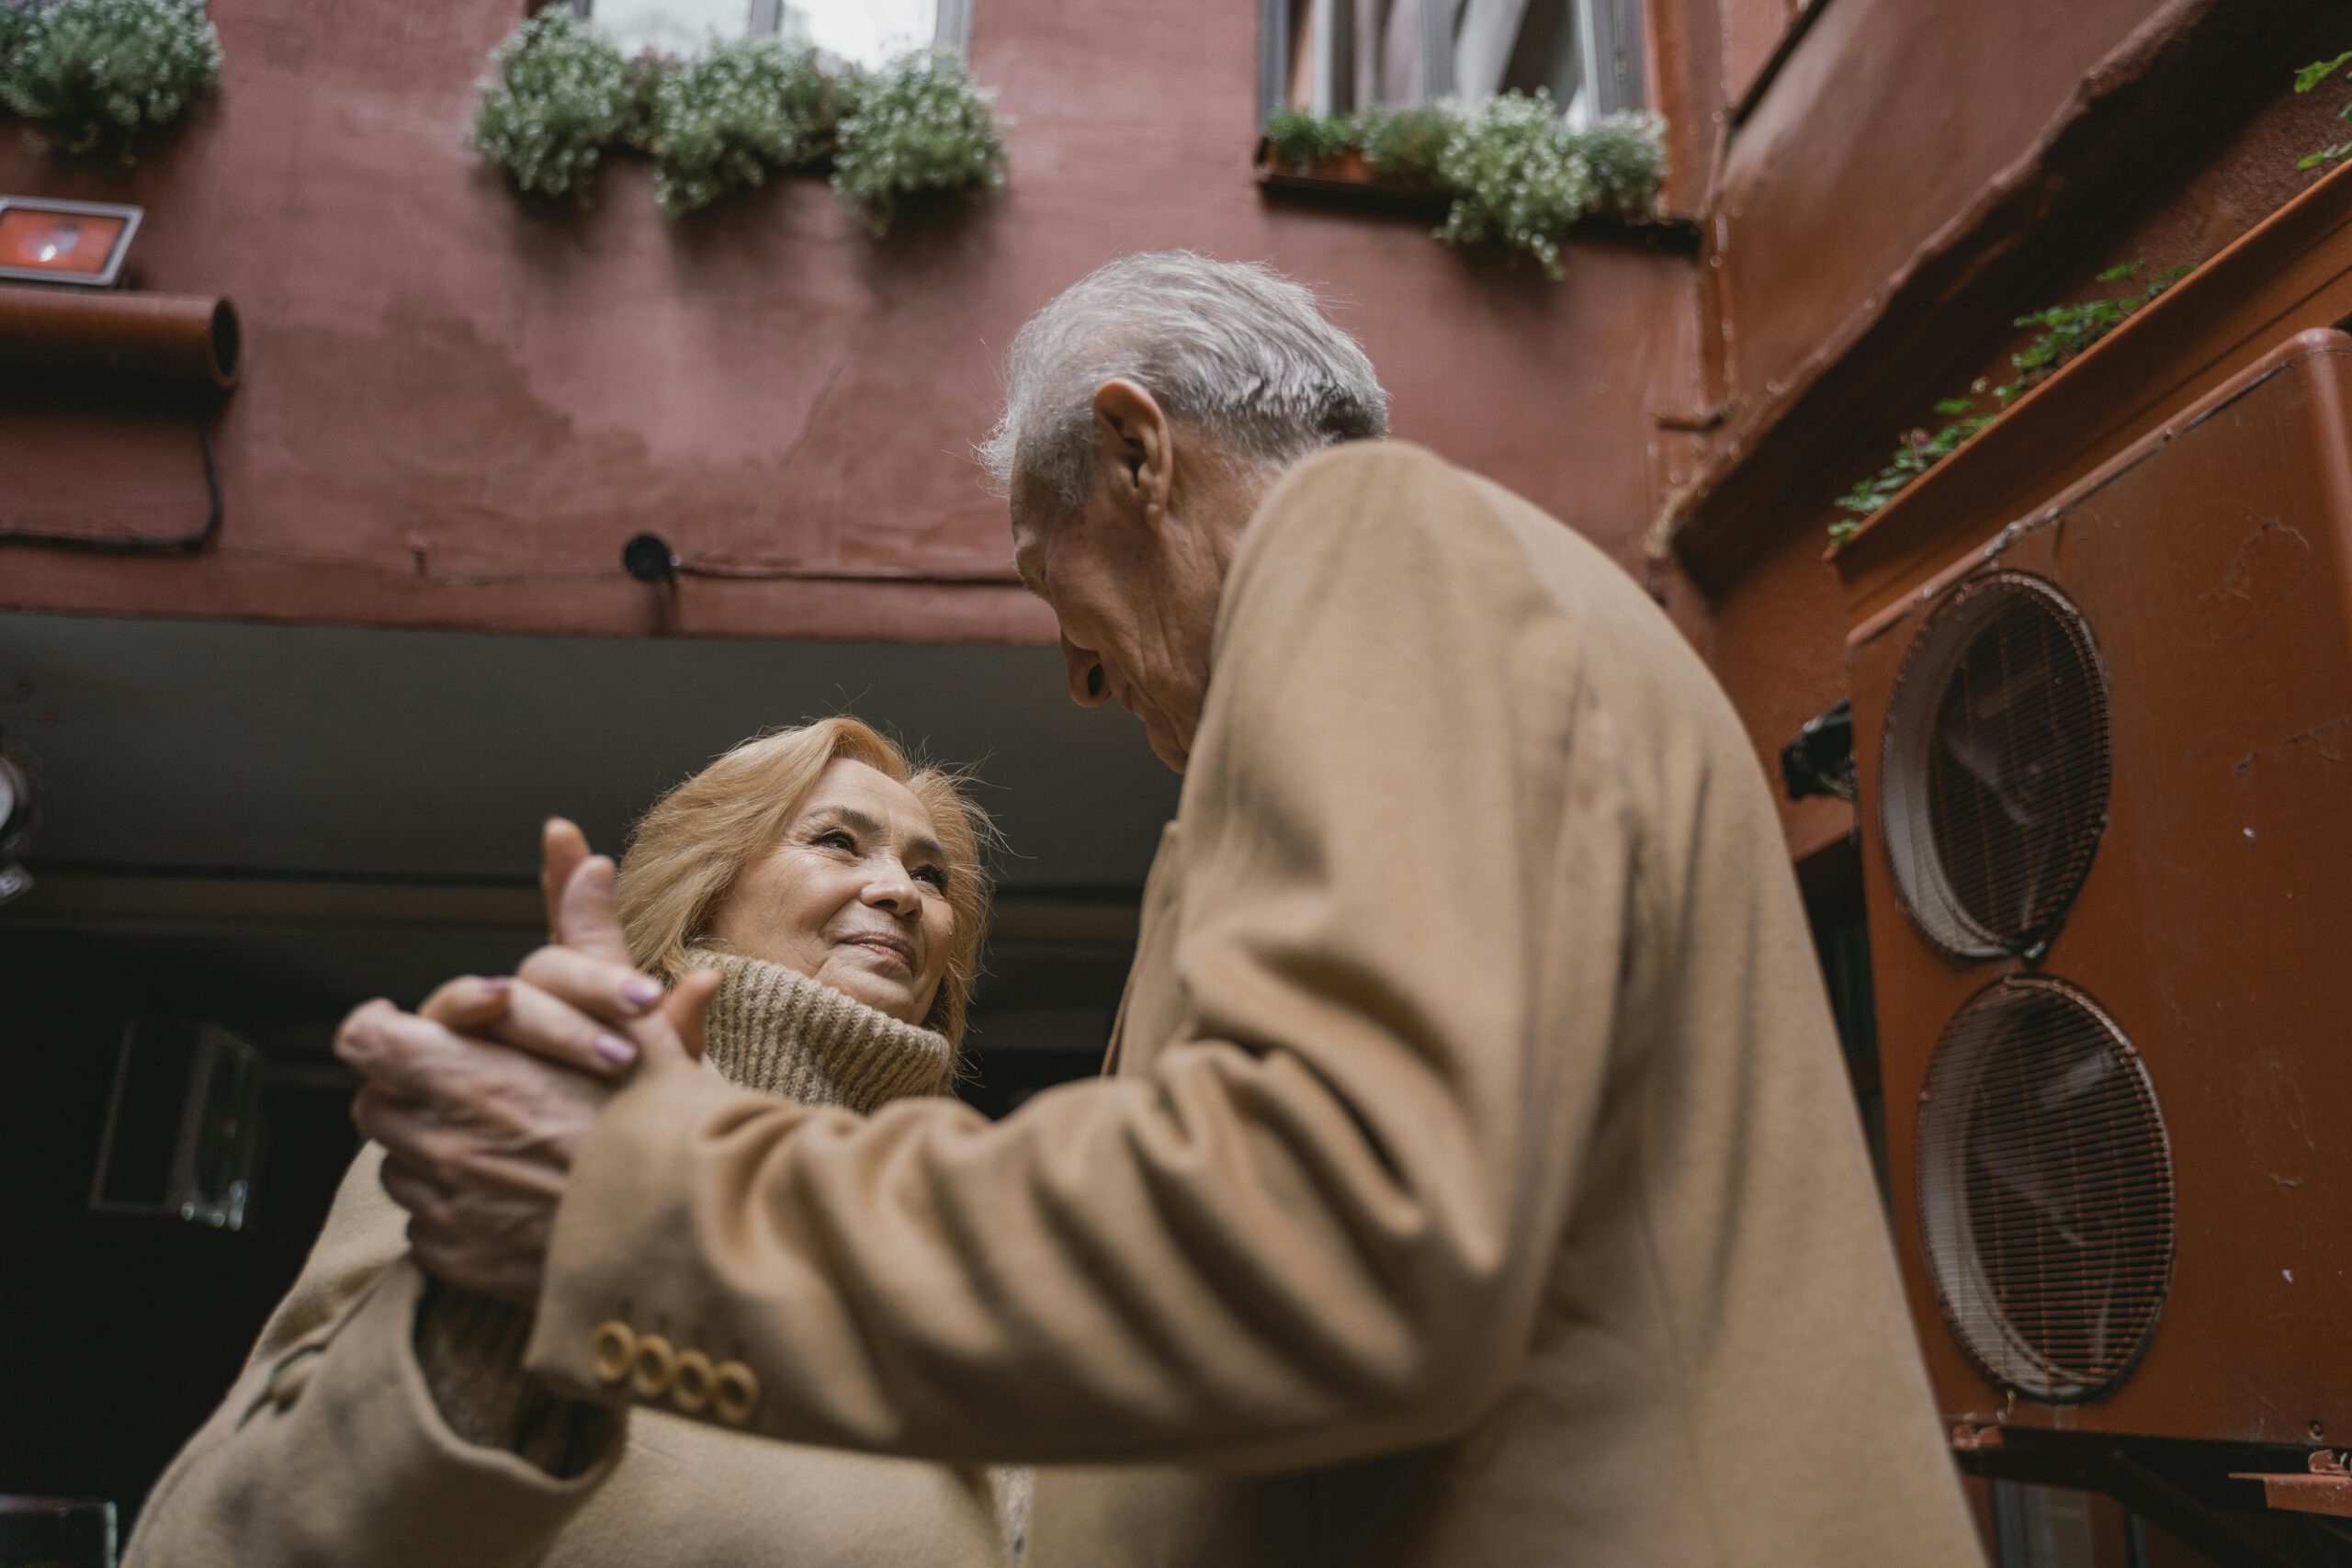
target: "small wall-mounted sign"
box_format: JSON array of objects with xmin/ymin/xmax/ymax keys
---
[{"xmin": 0, "ymin": 197, "xmax": 143, "ymax": 287}]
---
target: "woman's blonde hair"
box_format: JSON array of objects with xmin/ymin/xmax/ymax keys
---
[{"xmin": 616, "ymin": 716, "xmax": 994, "ymax": 1049}]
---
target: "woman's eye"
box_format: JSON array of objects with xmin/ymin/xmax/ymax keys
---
[
  {"xmin": 914, "ymin": 865, "xmax": 949, "ymax": 890},
  {"xmin": 816, "ymin": 829, "xmax": 856, "ymax": 853}
]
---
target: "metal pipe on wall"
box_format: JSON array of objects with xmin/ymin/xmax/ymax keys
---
[{"xmin": 0, "ymin": 287, "xmax": 239, "ymax": 390}]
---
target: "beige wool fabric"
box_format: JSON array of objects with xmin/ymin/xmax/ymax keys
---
[
  {"xmin": 125, "ymin": 954, "xmax": 1010, "ymax": 1568},
  {"xmin": 526, "ymin": 443, "xmax": 1987, "ymax": 1567},
  {"xmin": 694, "ymin": 947, "xmax": 957, "ymax": 1109}
]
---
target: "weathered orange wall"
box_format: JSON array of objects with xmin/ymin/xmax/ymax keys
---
[
  {"xmin": 0, "ymin": 0, "xmax": 1695, "ymax": 643},
  {"xmin": 1677, "ymin": 0, "xmax": 2346, "ymax": 854},
  {"xmin": 1708, "ymin": 0, "xmax": 2176, "ymax": 416}
]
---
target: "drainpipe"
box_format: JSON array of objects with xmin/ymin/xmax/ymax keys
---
[
  {"xmin": 0, "ymin": 287, "xmax": 240, "ymax": 553},
  {"xmin": 0, "ymin": 287, "xmax": 239, "ymax": 388}
]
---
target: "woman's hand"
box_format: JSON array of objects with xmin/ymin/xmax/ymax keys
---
[
  {"xmin": 421, "ymin": 819, "xmax": 718, "ymax": 1078},
  {"xmin": 334, "ymin": 820, "xmax": 717, "ymax": 1304}
]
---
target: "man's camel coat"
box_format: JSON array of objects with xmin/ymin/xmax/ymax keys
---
[{"xmin": 525, "ymin": 443, "xmax": 1986, "ymax": 1566}]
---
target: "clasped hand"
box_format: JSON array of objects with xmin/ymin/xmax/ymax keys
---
[{"xmin": 333, "ymin": 820, "xmax": 718, "ymax": 1305}]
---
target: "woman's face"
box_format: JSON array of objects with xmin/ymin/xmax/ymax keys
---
[{"xmin": 706, "ymin": 758, "xmax": 957, "ymax": 1027}]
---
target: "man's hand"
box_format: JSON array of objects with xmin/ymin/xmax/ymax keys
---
[
  {"xmin": 334, "ymin": 819, "xmax": 717, "ymax": 1304},
  {"xmin": 340, "ymin": 997, "xmax": 610, "ymax": 1304}
]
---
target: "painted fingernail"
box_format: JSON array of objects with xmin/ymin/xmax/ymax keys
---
[
  {"xmin": 482, "ymin": 976, "xmax": 513, "ymax": 996},
  {"xmin": 593, "ymin": 1032, "xmax": 639, "ymax": 1067},
  {"xmin": 621, "ymin": 977, "xmax": 663, "ymax": 1010}
]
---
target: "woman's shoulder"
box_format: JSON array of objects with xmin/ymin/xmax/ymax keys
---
[{"xmin": 243, "ymin": 1143, "xmax": 409, "ymax": 1364}]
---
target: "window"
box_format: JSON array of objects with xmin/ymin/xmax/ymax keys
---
[
  {"xmin": 568, "ymin": 0, "xmax": 971, "ymax": 66},
  {"xmin": 1259, "ymin": 0, "xmax": 1644, "ymax": 128}
]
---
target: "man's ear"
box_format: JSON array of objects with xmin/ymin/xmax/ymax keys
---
[{"xmin": 1091, "ymin": 378, "xmax": 1173, "ymax": 527}]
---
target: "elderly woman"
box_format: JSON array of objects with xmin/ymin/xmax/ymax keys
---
[{"xmin": 126, "ymin": 717, "xmax": 1020, "ymax": 1568}]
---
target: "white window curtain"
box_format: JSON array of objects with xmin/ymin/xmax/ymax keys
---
[
  {"xmin": 1263, "ymin": 0, "xmax": 1638, "ymax": 126},
  {"xmin": 573, "ymin": 0, "xmax": 961, "ymax": 65}
]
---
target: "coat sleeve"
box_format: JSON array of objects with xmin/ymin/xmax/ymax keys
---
[
  {"xmin": 526, "ymin": 443, "xmax": 1642, "ymax": 1471},
  {"xmin": 126, "ymin": 1144, "xmax": 623, "ymax": 1568}
]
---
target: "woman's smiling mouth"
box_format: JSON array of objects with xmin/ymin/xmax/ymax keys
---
[{"xmin": 840, "ymin": 931, "xmax": 916, "ymax": 969}]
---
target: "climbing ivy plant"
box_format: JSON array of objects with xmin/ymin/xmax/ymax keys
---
[
  {"xmin": 1828, "ymin": 261, "xmax": 2192, "ymax": 549},
  {"xmin": 2294, "ymin": 50, "xmax": 2352, "ymax": 170}
]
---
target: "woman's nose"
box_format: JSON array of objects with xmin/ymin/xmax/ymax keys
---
[
  {"xmin": 863, "ymin": 862, "xmax": 920, "ymax": 912},
  {"xmin": 1061, "ymin": 635, "xmax": 1109, "ymax": 708}
]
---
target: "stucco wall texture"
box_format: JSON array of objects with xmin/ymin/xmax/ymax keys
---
[
  {"xmin": 0, "ymin": 0, "xmax": 1692, "ymax": 644},
  {"xmin": 3, "ymin": 0, "xmax": 2333, "ymax": 862}
]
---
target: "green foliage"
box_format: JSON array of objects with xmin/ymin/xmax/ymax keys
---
[
  {"xmin": 1829, "ymin": 413, "xmax": 1995, "ymax": 547},
  {"xmin": 1576, "ymin": 108, "xmax": 1668, "ymax": 213},
  {"xmin": 1263, "ymin": 105, "xmax": 1354, "ymax": 167},
  {"xmin": 1431, "ymin": 90, "xmax": 1598, "ymax": 278},
  {"xmin": 1989, "ymin": 259, "xmax": 2188, "ymax": 404},
  {"xmin": 0, "ymin": 0, "xmax": 221, "ymax": 162},
  {"xmin": 1258, "ymin": 97, "xmax": 1666, "ymax": 278},
  {"xmin": 2293, "ymin": 51, "xmax": 2352, "ymax": 170},
  {"xmin": 0, "ymin": 5, "xmax": 36, "ymax": 75},
  {"xmin": 2296, "ymin": 51, "xmax": 2352, "ymax": 95},
  {"xmin": 1828, "ymin": 260, "xmax": 2194, "ymax": 548},
  {"xmin": 1357, "ymin": 103, "xmax": 1456, "ymax": 182},
  {"xmin": 649, "ymin": 39, "xmax": 848, "ymax": 218},
  {"xmin": 467, "ymin": 11, "xmax": 645, "ymax": 204},
  {"xmin": 829, "ymin": 49, "xmax": 1007, "ymax": 236},
  {"xmin": 467, "ymin": 24, "xmax": 1007, "ymax": 231}
]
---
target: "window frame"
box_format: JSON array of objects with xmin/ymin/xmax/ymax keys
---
[
  {"xmin": 1256, "ymin": 0, "xmax": 1645, "ymax": 129},
  {"xmin": 564, "ymin": 0, "xmax": 971, "ymax": 61}
]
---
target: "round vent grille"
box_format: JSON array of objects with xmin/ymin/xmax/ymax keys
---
[
  {"xmin": 1880, "ymin": 572, "xmax": 2110, "ymax": 961},
  {"xmin": 1916, "ymin": 979, "xmax": 2173, "ymax": 1402}
]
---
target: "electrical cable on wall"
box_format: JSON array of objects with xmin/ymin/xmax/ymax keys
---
[
  {"xmin": 0, "ymin": 286, "xmax": 238, "ymax": 557},
  {"xmin": 0, "ymin": 417, "xmax": 222, "ymax": 555}
]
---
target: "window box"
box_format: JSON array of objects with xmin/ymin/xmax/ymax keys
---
[{"xmin": 1251, "ymin": 139, "xmax": 1447, "ymax": 213}]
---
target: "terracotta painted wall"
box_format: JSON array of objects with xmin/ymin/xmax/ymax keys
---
[
  {"xmin": 1676, "ymin": 0, "xmax": 2346, "ymax": 855},
  {"xmin": 1706, "ymin": 0, "xmax": 2174, "ymax": 416},
  {"xmin": 0, "ymin": 0, "xmax": 1695, "ymax": 644}
]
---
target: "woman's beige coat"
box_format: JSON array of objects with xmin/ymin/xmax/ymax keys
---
[
  {"xmin": 518, "ymin": 443, "xmax": 1988, "ymax": 1566},
  {"xmin": 124, "ymin": 1037, "xmax": 1012, "ymax": 1566}
]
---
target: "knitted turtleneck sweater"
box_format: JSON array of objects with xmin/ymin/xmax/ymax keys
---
[
  {"xmin": 415, "ymin": 952, "xmax": 955, "ymax": 1466},
  {"xmin": 691, "ymin": 947, "xmax": 956, "ymax": 1110}
]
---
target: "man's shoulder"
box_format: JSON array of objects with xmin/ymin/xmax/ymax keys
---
[
  {"xmin": 1258, "ymin": 440, "xmax": 1476, "ymax": 526},
  {"xmin": 1240, "ymin": 440, "xmax": 1502, "ymax": 575}
]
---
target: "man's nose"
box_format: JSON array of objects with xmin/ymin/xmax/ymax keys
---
[{"xmin": 1062, "ymin": 635, "xmax": 1109, "ymax": 707}]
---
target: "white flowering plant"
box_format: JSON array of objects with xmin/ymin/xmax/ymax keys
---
[
  {"xmin": 649, "ymin": 38, "xmax": 849, "ymax": 219},
  {"xmin": 830, "ymin": 50, "xmax": 1007, "ymax": 236},
  {"xmin": 1435, "ymin": 96, "xmax": 1662, "ymax": 277},
  {"xmin": 1261, "ymin": 96, "xmax": 1665, "ymax": 278},
  {"xmin": 0, "ymin": 4, "xmax": 35, "ymax": 73},
  {"xmin": 0, "ymin": 0, "xmax": 221, "ymax": 163},
  {"xmin": 467, "ymin": 11, "xmax": 648, "ymax": 205}
]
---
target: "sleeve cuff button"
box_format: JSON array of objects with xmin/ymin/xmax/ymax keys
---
[
  {"xmin": 628, "ymin": 1333, "xmax": 679, "ymax": 1399},
  {"xmin": 713, "ymin": 1359, "xmax": 760, "ymax": 1426},
  {"xmin": 670, "ymin": 1348, "xmax": 716, "ymax": 1415},
  {"xmin": 590, "ymin": 1321, "xmax": 636, "ymax": 1386}
]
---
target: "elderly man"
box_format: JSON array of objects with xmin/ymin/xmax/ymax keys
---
[{"xmin": 340, "ymin": 252, "xmax": 1984, "ymax": 1565}]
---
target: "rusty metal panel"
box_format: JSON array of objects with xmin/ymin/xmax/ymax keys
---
[{"xmin": 1848, "ymin": 330, "xmax": 2352, "ymax": 1446}]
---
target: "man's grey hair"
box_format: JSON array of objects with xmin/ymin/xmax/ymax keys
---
[{"xmin": 978, "ymin": 251, "xmax": 1390, "ymax": 507}]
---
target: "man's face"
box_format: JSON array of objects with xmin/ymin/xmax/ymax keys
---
[{"xmin": 1010, "ymin": 446, "xmax": 1231, "ymax": 774}]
